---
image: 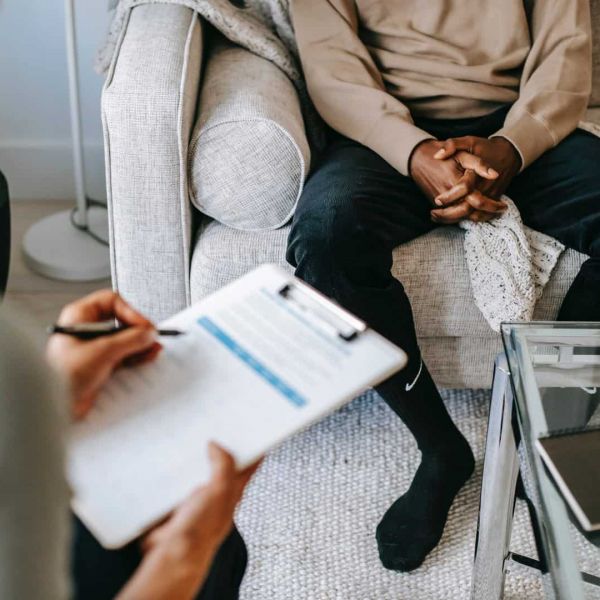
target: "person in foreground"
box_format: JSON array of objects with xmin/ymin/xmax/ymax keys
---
[
  {"xmin": 288, "ymin": 0, "xmax": 598, "ymax": 572},
  {"xmin": 0, "ymin": 290, "xmax": 257, "ymax": 600}
]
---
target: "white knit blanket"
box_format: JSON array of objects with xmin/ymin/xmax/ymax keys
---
[
  {"xmin": 100, "ymin": 1, "xmax": 599, "ymax": 331},
  {"xmin": 460, "ymin": 118, "xmax": 600, "ymax": 330},
  {"xmin": 459, "ymin": 198, "xmax": 565, "ymax": 331}
]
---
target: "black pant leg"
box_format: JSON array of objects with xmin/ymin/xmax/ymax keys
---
[
  {"xmin": 507, "ymin": 129, "xmax": 600, "ymax": 321},
  {"xmin": 71, "ymin": 517, "xmax": 142, "ymax": 600},
  {"xmin": 72, "ymin": 517, "xmax": 247, "ymax": 600},
  {"xmin": 287, "ymin": 136, "xmax": 433, "ymax": 382},
  {"xmin": 286, "ymin": 136, "xmax": 466, "ymax": 453},
  {"xmin": 197, "ymin": 526, "xmax": 248, "ymax": 600},
  {"xmin": 0, "ymin": 171, "xmax": 9, "ymax": 297}
]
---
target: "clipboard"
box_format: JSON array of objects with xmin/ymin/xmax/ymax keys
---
[{"xmin": 67, "ymin": 265, "xmax": 407, "ymax": 548}]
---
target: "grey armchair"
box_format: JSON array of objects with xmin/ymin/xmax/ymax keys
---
[{"xmin": 103, "ymin": 2, "xmax": 600, "ymax": 388}]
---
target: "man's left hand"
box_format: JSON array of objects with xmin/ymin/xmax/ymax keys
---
[{"xmin": 430, "ymin": 136, "xmax": 522, "ymax": 223}]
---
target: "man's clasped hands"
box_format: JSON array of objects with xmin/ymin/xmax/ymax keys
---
[{"xmin": 409, "ymin": 135, "xmax": 523, "ymax": 224}]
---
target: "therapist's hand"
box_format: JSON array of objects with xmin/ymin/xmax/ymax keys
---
[
  {"xmin": 46, "ymin": 290, "xmax": 161, "ymax": 419},
  {"xmin": 117, "ymin": 444, "xmax": 262, "ymax": 600}
]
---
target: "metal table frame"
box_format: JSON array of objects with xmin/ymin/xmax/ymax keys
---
[{"xmin": 471, "ymin": 336, "xmax": 600, "ymax": 600}]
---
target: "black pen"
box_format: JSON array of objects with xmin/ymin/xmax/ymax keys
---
[{"xmin": 48, "ymin": 323, "xmax": 184, "ymax": 340}]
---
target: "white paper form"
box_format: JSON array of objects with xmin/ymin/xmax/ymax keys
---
[{"xmin": 67, "ymin": 265, "xmax": 407, "ymax": 548}]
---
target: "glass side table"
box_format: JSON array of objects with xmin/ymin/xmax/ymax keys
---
[{"xmin": 471, "ymin": 322, "xmax": 600, "ymax": 599}]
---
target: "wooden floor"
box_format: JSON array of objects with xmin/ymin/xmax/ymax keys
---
[{"xmin": 5, "ymin": 200, "xmax": 111, "ymax": 343}]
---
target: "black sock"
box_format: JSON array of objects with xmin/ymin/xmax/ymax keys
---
[{"xmin": 374, "ymin": 364, "xmax": 475, "ymax": 572}]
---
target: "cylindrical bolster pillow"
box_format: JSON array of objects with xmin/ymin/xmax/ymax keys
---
[{"xmin": 189, "ymin": 39, "xmax": 310, "ymax": 231}]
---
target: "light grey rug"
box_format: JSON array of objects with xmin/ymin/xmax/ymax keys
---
[{"xmin": 236, "ymin": 389, "xmax": 600, "ymax": 599}]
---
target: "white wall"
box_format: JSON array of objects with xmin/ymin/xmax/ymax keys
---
[{"xmin": 0, "ymin": 0, "xmax": 111, "ymax": 200}]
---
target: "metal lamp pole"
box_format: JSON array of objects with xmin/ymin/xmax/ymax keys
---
[
  {"xmin": 22, "ymin": 0, "xmax": 110, "ymax": 282},
  {"xmin": 65, "ymin": 0, "xmax": 88, "ymax": 229}
]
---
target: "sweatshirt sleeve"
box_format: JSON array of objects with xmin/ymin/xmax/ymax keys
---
[
  {"xmin": 290, "ymin": 0, "xmax": 433, "ymax": 176},
  {"xmin": 492, "ymin": 0, "xmax": 592, "ymax": 170}
]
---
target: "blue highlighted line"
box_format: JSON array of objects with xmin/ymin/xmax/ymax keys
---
[{"xmin": 197, "ymin": 316, "xmax": 307, "ymax": 408}]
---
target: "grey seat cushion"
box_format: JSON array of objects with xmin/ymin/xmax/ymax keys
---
[
  {"xmin": 587, "ymin": 107, "xmax": 600, "ymax": 122},
  {"xmin": 188, "ymin": 38, "xmax": 310, "ymax": 231},
  {"xmin": 392, "ymin": 229, "xmax": 587, "ymax": 337},
  {"xmin": 191, "ymin": 220, "xmax": 587, "ymax": 337},
  {"xmin": 190, "ymin": 219, "xmax": 587, "ymax": 388}
]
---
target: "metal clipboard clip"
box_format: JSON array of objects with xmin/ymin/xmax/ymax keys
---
[{"xmin": 278, "ymin": 282, "xmax": 367, "ymax": 342}]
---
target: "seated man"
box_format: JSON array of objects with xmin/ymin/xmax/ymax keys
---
[
  {"xmin": 0, "ymin": 291, "xmax": 257, "ymax": 600},
  {"xmin": 288, "ymin": 0, "xmax": 598, "ymax": 572}
]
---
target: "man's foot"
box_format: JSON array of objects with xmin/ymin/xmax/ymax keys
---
[{"xmin": 376, "ymin": 436, "xmax": 475, "ymax": 572}]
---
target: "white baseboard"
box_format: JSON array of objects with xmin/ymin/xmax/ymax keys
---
[{"xmin": 0, "ymin": 140, "xmax": 106, "ymax": 201}]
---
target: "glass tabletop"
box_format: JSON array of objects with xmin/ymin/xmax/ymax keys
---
[{"xmin": 502, "ymin": 322, "xmax": 600, "ymax": 599}]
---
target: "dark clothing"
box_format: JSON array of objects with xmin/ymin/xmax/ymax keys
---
[
  {"xmin": 507, "ymin": 130, "xmax": 600, "ymax": 321},
  {"xmin": 72, "ymin": 517, "xmax": 247, "ymax": 600},
  {"xmin": 0, "ymin": 171, "xmax": 9, "ymax": 297},
  {"xmin": 287, "ymin": 105, "xmax": 600, "ymax": 449}
]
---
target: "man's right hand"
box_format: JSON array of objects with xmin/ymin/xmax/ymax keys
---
[{"xmin": 409, "ymin": 139, "xmax": 505, "ymax": 224}]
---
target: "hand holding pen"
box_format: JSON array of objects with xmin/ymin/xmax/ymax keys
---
[{"xmin": 46, "ymin": 290, "xmax": 179, "ymax": 420}]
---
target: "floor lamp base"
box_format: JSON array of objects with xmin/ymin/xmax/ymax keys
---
[{"xmin": 22, "ymin": 207, "xmax": 111, "ymax": 282}]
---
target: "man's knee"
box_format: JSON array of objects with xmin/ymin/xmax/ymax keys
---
[{"xmin": 286, "ymin": 194, "xmax": 356, "ymax": 270}]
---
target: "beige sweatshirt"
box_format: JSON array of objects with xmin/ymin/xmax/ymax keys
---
[{"xmin": 291, "ymin": 0, "xmax": 592, "ymax": 175}]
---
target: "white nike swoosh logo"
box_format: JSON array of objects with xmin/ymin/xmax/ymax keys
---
[{"xmin": 405, "ymin": 359, "xmax": 423, "ymax": 392}]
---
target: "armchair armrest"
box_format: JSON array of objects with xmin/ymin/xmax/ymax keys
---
[{"xmin": 102, "ymin": 4, "xmax": 202, "ymax": 322}]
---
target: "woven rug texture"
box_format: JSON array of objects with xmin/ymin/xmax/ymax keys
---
[{"xmin": 236, "ymin": 389, "xmax": 600, "ymax": 600}]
